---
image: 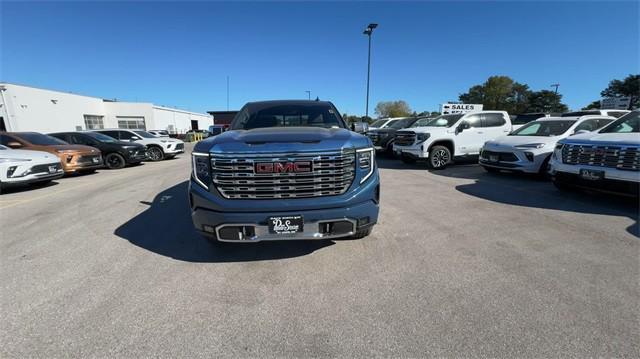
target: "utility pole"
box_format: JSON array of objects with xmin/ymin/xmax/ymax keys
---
[
  {"xmin": 305, "ymin": 90, "xmax": 311, "ymax": 100},
  {"xmin": 226, "ymin": 76, "xmax": 230, "ymax": 111},
  {"xmin": 551, "ymin": 83, "xmax": 560, "ymax": 94},
  {"xmin": 363, "ymin": 23, "xmax": 378, "ymax": 118}
]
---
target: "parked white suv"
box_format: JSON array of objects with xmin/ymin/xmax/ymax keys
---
[
  {"xmin": 393, "ymin": 111, "xmax": 511, "ymax": 169},
  {"xmin": 549, "ymin": 110, "xmax": 639, "ymax": 196},
  {"xmin": 95, "ymin": 129, "xmax": 184, "ymax": 161},
  {"xmin": 480, "ymin": 115, "xmax": 615, "ymax": 175},
  {"xmin": 0, "ymin": 145, "xmax": 64, "ymax": 193}
]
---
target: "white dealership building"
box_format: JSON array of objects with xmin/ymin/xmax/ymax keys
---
[{"xmin": 0, "ymin": 83, "xmax": 212, "ymax": 134}]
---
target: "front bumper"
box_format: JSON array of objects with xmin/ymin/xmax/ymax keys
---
[
  {"xmin": 394, "ymin": 143, "xmax": 426, "ymax": 158},
  {"xmin": 479, "ymin": 146, "xmax": 551, "ymax": 173},
  {"xmin": 549, "ymin": 157, "xmax": 640, "ymax": 196},
  {"xmin": 3, "ymin": 169, "xmax": 64, "ymax": 186},
  {"xmin": 164, "ymin": 143, "xmax": 185, "ymax": 155},
  {"xmin": 189, "ymin": 171, "xmax": 380, "ymax": 242},
  {"xmin": 125, "ymin": 150, "xmax": 148, "ymax": 163}
]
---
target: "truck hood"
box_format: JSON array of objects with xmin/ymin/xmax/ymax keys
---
[
  {"xmin": 400, "ymin": 126, "xmax": 452, "ymax": 135},
  {"xmin": 194, "ymin": 127, "xmax": 371, "ymax": 153},
  {"xmin": 559, "ymin": 131, "xmax": 640, "ymax": 147}
]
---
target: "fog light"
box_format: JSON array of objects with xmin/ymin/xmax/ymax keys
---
[
  {"xmin": 66, "ymin": 155, "xmax": 74, "ymax": 163},
  {"xmin": 358, "ymin": 217, "xmax": 370, "ymax": 226},
  {"xmin": 524, "ymin": 152, "xmax": 534, "ymax": 162},
  {"xmin": 203, "ymin": 225, "xmax": 215, "ymax": 233}
]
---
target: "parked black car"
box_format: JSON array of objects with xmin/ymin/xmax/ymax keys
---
[
  {"xmin": 49, "ymin": 131, "xmax": 147, "ymax": 169},
  {"xmin": 366, "ymin": 117, "xmax": 419, "ymax": 154}
]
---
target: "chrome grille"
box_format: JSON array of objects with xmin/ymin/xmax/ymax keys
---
[
  {"xmin": 210, "ymin": 150, "xmax": 356, "ymax": 199},
  {"xmin": 395, "ymin": 132, "xmax": 416, "ymax": 146},
  {"xmin": 562, "ymin": 144, "xmax": 639, "ymax": 171}
]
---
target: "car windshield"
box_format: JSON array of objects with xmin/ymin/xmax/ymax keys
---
[
  {"xmin": 510, "ymin": 120, "xmax": 576, "ymax": 136},
  {"xmin": 133, "ymin": 130, "xmax": 157, "ymax": 138},
  {"xmin": 85, "ymin": 132, "xmax": 118, "ymax": 143},
  {"xmin": 232, "ymin": 104, "xmax": 345, "ymax": 130},
  {"xmin": 389, "ymin": 118, "xmax": 414, "ymax": 129},
  {"xmin": 422, "ymin": 114, "xmax": 464, "ymax": 127},
  {"xmin": 18, "ymin": 132, "xmax": 68, "ymax": 145},
  {"xmin": 0, "ymin": 145, "xmax": 7, "ymax": 150},
  {"xmin": 410, "ymin": 118, "xmax": 434, "ymax": 127},
  {"xmin": 370, "ymin": 119, "xmax": 388, "ymax": 127},
  {"xmin": 599, "ymin": 111, "xmax": 640, "ymax": 133}
]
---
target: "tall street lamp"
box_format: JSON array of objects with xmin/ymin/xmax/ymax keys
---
[{"xmin": 363, "ymin": 23, "xmax": 378, "ymax": 119}]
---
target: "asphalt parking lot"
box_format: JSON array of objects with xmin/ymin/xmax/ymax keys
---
[{"xmin": 1, "ymin": 144, "xmax": 638, "ymax": 358}]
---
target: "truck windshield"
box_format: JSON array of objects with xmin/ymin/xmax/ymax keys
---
[
  {"xmin": 17, "ymin": 132, "xmax": 69, "ymax": 145},
  {"xmin": 510, "ymin": 120, "xmax": 576, "ymax": 136},
  {"xmin": 410, "ymin": 118, "xmax": 435, "ymax": 127},
  {"xmin": 232, "ymin": 104, "xmax": 345, "ymax": 130},
  {"xmin": 370, "ymin": 119, "xmax": 388, "ymax": 127},
  {"xmin": 422, "ymin": 114, "xmax": 464, "ymax": 127},
  {"xmin": 599, "ymin": 111, "xmax": 639, "ymax": 133},
  {"xmin": 388, "ymin": 118, "xmax": 414, "ymax": 129}
]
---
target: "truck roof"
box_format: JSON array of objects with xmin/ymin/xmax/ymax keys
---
[{"xmin": 243, "ymin": 100, "xmax": 335, "ymax": 112}]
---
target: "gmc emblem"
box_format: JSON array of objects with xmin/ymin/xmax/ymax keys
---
[{"xmin": 255, "ymin": 161, "xmax": 312, "ymax": 174}]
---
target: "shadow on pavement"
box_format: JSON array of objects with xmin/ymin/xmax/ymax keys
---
[
  {"xmin": 437, "ymin": 166, "xmax": 639, "ymax": 238},
  {"xmin": 1, "ymin": 180, "xmax": 60, "ymax": 195},
  {"xmin": 114, "ymin": 181, "xmax": 334, "ymax": 262}
]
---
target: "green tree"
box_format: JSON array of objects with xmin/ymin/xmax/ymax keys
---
[
  {"xmin": 374, "ymin": 100, "xmax": 412, "ymax": 118},
  {"xmin": 600, "ymin": 74, "xmax": 639, "ymax": 109},
  {"xmin": 582, "ymin": 100, "xmax": 601, "ymax": 110},
  {"xmin": 458, "ymin": 76, "xmax": 531, "ymax": 113},
  {"xmin": 526, "ymin": 90, "xmax": 568, "ymax": 113}
]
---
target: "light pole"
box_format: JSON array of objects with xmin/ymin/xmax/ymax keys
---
[
  {"xmin": 363, "ymin": 23, "xmax": 378, "ymax": 119},
  {"xmin": 305, "ymin": 90, "xmax": 311, "ymax": 100}
]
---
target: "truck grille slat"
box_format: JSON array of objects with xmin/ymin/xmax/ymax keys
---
[
  {"xmin": 210, "ymin": 150, "xmax": 356, "ymax": 199},
  {"xmin": 561, "ymin": 144, "xmax": 639, "ymax": 171},
  {"xmin": 394, "ymin": 132, "xmax": 416, "ymax": 146}
]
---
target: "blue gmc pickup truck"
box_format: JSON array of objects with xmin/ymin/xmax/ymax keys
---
[{"xmin": 189, "ymin": 100, "xmax": 380, "ymax": 243}]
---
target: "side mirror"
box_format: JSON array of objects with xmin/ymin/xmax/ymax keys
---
[
  {"xmin": 7, "ymin": 141, "xmax": 22, "ymax": 148},
  {"xmin": 352, "ymin": 122, "xmax": 369, "ymax": 134},
  {"xmin": 456, "ymin": 122, "xmax": 469, "ymax": 133}
]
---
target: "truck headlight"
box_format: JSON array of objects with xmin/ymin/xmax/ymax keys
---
[
  {"xmin": 552, "ymin": 143, "xmax": 564, "ymax": 160},
  {"xmin": 416, "ymin": 133, "xmax": 430, "ymax": 143},
  {"xmin": 192, "ymin": 152, "xmax": 211, "ymax": 189},
  {"xmin": 356, "ymin": 147, "xmax": 375, "ymax": 184}
]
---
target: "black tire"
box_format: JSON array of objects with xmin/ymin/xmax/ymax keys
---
[
  {"xmin": 350, "ymin": 227, "xmax": 372, "ymax": 239},
  {"xmin": 482, "ymin": 166, "xmax": 500, "ymax": 173},
  {"xmin": 147, "ymin": 146, "xmax": 164, "ymax": 162},
  {"xmin": 0, "ymin": 182, "xmax": 4, "ymax": 195},
  {"xmin": 427, "ymin": 145, "xmax": 451, "ymax": 170},
  {"xmin": 401, "ymin": 154, "xmax": 417, "ymax": 164},
  {"xmin": 537, "ymin": 155, "xmax": 552, "ymax": 179},
  {"xmin": 105, "ymin": 153, "xmax": 126, "ymax": 169}
]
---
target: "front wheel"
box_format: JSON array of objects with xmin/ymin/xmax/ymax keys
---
[
  {"xmin": 147, "ymin": 147, "xmax": 164, "ymax": 162},
  {"xmin": 105, "ymin": 153, "xmax": 126, "ymax": 169},
  {"xmin": 427, "ymin": 145, "xmax": 451, "ymax": 170}
]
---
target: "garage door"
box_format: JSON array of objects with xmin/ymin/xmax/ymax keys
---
[{"xmin": 117, "ymin": 116, "xmax": 146, "ymax": 130}]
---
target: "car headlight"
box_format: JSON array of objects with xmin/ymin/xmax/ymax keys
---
[
  {"xmin": 0, "ymin": 158, "xmax": 31, "ymax": 163},
  {"xmin": 356, "ymin": 147, "xmax": 375, "ymax": 184},
  {"xmin": 416, "ymin": 133, "xmax": 430, "ymax": 143},
  {"xmin": 515, "ymin": 143, "xmax": 546, "ymax": 149},
  {"xmin": 192, "ymin": 152, "xmax": 211, "ymax": 189}
]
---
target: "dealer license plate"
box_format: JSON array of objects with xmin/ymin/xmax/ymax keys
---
[
  {"xmin": 268, "ymin": 215, "xmax": 304, "ymax": 235},
  {"xmin": 580, "ymin": 169, "xmax": 604, "ymax": 181}
]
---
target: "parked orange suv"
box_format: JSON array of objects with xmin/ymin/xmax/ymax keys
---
[{"xmin": 0, "ymin": 132, "xmax": 103, "ymax": 174}]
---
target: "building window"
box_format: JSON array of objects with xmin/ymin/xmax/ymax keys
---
[
  {"xmin": 117, "ymin": 116, "xmax": 146, "ymax": 130},
  {"xmin": 83, "ymin": 115, "xmax": 104, "ymax": 129}
]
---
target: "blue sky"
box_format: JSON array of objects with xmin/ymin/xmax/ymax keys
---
[{"xmin": 2, "ymin": 1, "xmax": 638, "ymax": 115}]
